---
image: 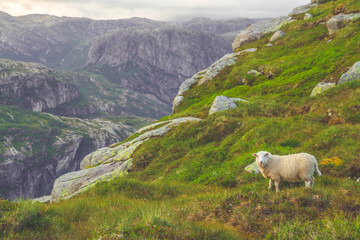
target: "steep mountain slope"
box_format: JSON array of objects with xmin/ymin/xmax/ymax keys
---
[
  {"xmin": 0, "ymin": 105, "xmax": 151, "ymax": 200},
  {"xmin": 2, "ymin": 1, "xmax": 360, "ymax": 239},
  {"xmin": 0, "ymin": 12, "xmax": 255, "ymax": 116},
  {"xmin": 0, "ymin": 59, "xmax": 169, "ymax": 118},
  {"xmin": 86, "ymin": 27, "xmax": 231, "ymax": 104},
  {"xmin": 0, "ymin": 59, "xmax": 80, "ymax": 112}
]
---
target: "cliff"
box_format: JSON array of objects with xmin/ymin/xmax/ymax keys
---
[{"xmin": 0, "ymin": 105, "xmax": 151, "ymax": 200}]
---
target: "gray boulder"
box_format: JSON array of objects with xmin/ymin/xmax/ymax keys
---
[
  {"xmin": 245, "ymin": 162, "xmax": 260, "ymax": 174},
  {"xmin": 209, "ymin": 96, "xmax": 237, "ymax": 115},
  {"xmin": 304, "ymin": 13, "xmax": 313, "ymax": 20},
  {"xmin": 247, "ymin": 70, "xmax": 262, "ymax": 76},
  {"xmin": 311, "ymin": 82, "xmax": 336, "ymax": 96},
  {"xmin": 232, "ymin": 17, "xmax": 291, "ymax": 51},
  {"xmin": 327, "ymin": 13, "xmax": 360, "ymax": 35},
  {"xmin": 270, "ymin": 30, "xmax": 285, "ymax": 42},
  {"xmin": 338, "ymin": 61, "xmax": 360, "ymax": 85}
]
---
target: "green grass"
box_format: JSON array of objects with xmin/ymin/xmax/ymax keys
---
[{"xmin": 1, "ymin": 1, "xmax": 360, "ymax": 239}]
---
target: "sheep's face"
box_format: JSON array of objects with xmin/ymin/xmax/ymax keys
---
[{"xmin": 253, "ymin": 151, "xmax": 271, "ymax": 166}]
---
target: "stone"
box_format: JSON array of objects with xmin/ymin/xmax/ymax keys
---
[
  {"xmin": 32, "ymin": 195, "xmax": 51, "ymax": 203},
  {"xmin": 327, "ymin": 13, "xmax": 360, "ymax": 35},
  {"xmin": 338, "ymin": 61, "xmax": 360, "ymax": 85},
  {"xmin": 247, "ymin": 70, "xmax": 262, "ymax": 76},
  {"xmin": 289, "ymin": 4, "xmax": 317, "ymax": 17},
  {"xmin": 51, "ymin": 159, "xmax": 133, "ymax": 202},
  {"xmin": 230, "ymin": 98, "xmax": 249, "ymax": 103},
  {"xmin": 270, "ymin": 30, "xmax": 285, "ymax": 42},
  {"xmin": 304, "ymin": 13, "xmax": 313, "ymax": 20},
  {"xmin": 266, "ymin": 43, "xmax": 273, "ymax": 47},
  {"xmin": 209, "ymin": 96, "xmax": 237, "ymax": 115},
  {"xmin": 245, "ymin": 162, "xmax": 260, "ymax": 174},
  {"xmin": 311, "ymin": 82, "xmax": 336, "ymax": 96},
  {"xmin": 232, "ymin": 17, "xmax": 291, "ymax": 51}
]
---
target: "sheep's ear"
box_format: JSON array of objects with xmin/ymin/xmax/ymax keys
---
[
  {"xmin": 264, "ymin": 153, "xmax": 269, "ymax": 156},
  {"xmin": 252, "ymin": 153, "xmax": 257, "ymax": 157}
]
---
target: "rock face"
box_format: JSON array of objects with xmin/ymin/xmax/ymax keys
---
[
  {"xmin": 232, "ymin": 17, "xmax": 291, "ymax": 51},
  {"xmin": 270, "ymin": 30, "xmax": 285, "ymax": 42},
  {"xmin": 209, "ymin": 96, "xmax": 238, "ymax": 115},
  {"xmin": 327, "ymin": 13, "xmax": 360, "ymax": 35},
  {"xmin": 311, "ymin": 82, "xmax": 336, "ymax": 96},
  {"xmin": 0, "ymin": 107, "xmax": 150, "ymax": 200},
  {"xmin": 0, "ymin": 59, "xmax": 79, "ymax": 112},
  {"xmin": 86, "ymin": 27, "xmax": 231, "ymax": 104},
  {"xmin": 338, "ymin": 61, "xmax": 360, "ymax": 85},
  {"xmin": 50, "ymin": 117, "xmax": 201, "ymax": 201}
]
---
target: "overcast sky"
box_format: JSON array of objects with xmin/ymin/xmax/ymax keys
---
[{"xmin": 0, "ymin": 0, "xmax": 310, "ymax": 21}]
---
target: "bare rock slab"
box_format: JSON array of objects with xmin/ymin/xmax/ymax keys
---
[{"xmin": 232, "ymin": 17, "xmax": 291, "ymax": 51}]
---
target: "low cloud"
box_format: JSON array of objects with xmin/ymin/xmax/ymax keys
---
[{"xmin": 0, "ymin": 0, "xmax": 309, "ymax": 21}]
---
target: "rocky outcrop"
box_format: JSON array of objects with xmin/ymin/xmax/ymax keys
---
[
  {"xmin": 51, "ymin": 159, "xmax": 132, "ymax": 202},
  {"xmin": 172, "ymin": 49, "xmax": 257, "ymax": 112},
  {"xmin": 50, "ymin": 117, "xmax": 201, "ymax": 201},
  {"xmin": 311, "ymin": 82, "xmax": 336, "ymax": 96},
  {"xmin": 338, "ymin": 61, "xmax": 360, "ymax": 85},
  {"xmin": 270, "ymin": 30, "xmax": 285, "ymax": 42},
  {"xmin": 232, "ymin": 17, "xmax": 291, "ymax": 51},
  {"xmin": 85, "ymin": 27, "xmax": 231, "ymax": 105},
  {"xmin": 288, "ymin": 3, "xmax": 318, "ymax": 17},
  {"xmin": 0, "ymin": 59, "xmax": 79, "ymax": 112},
  {"xmin": 0, "ymin": 107, "xmax": 149, "ymax": 200},
  {"xmin": 327, "ymin": 13, "xmax": 360, "ymax": 35}
]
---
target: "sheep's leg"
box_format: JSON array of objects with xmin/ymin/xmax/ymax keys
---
[
  {"xmin": 268, "ymin": 179, "xmax": 273, "ymax": 190},
  {"xmin": 275, "ymin": 181, "xmax": 280, "ymax": 193},
  {"xmin": 305, "ymin": 179, "xmax": 312, "ymax": 188},
  {"xmin": 310, "ymin": 176, "xmax": 315, "ymax": 187}
]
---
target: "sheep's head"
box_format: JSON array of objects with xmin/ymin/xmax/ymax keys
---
[{"xmin": 253, "ymin": 151, "xmax": 271, "ymax": 166}]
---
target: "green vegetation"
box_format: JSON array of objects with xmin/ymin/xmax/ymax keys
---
[{"xmin": 1, "ymin": 1, "xmax": 360, "ymax": 239}]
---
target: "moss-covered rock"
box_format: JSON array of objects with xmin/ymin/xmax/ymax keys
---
[
  {"xmin": 311, "ymin": 82, "xmax": 336, "ymax": 96},
  {"xmin": 338, "ymin": 61, "xmax": 360, "ymax": 85}
]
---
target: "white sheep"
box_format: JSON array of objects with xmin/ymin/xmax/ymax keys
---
[{"xmin": 253, "ymin": 151, "xmax": 322, "ymax": 192}]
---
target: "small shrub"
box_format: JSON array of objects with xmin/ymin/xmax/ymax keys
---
[{"xmin": 334, "ymin": 3, "xmax": 346, "ymax": 14}]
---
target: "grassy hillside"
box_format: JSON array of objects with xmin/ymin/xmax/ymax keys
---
[{"xmin": 1, "ymin": 1, "xmax": 359, "ymax": 239}]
